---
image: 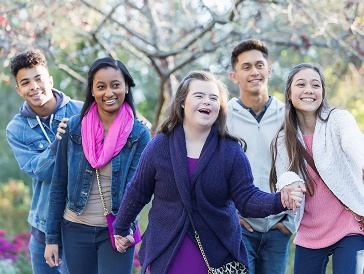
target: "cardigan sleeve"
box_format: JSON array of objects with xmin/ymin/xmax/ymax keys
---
[
  {"xmin": 228, "ymin": 144, "xmax": 286, "ymax": 217},
  {"xmin": 333, "ymin": 110, "xmax": 364, "ymax": 170},
  {"xmin": 113, "ymin": 139, "xmax": 157, "ymax": 237}
]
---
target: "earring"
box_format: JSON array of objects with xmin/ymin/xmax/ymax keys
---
[{"xmin": 91, "ymin": 93, "xmax": 94, "ymax": 97}]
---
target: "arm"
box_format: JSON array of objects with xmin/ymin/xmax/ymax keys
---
[
  {"xmin": 113, "ymin": 139, "xmax": 157, "ymax": 237},
  {"xmin": 6, "ymin": 124, "xmax": 57, "ymax": 182},
  {"xmin": 45, "ymin": 124, "xmax": 69, "ymax": 245},
  {"xmin": 229, "ymin": 148, "xmax": 286, "ymax": 217},
  {"xmin": 335, "ymin": 110, "xmax": 364, "ymax": 170}
]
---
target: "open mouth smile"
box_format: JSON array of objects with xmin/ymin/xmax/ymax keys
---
[{"xmin": 198, "ymin": 108, "xmax": 211, "ymax": 115}]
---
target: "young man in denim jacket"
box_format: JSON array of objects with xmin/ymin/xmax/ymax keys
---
[
  {"xmin": 6, "ymin": 49, "xmax": 83, "ymax": 274},
  {"xmin": 227, "ymin": 39, "xmax": 294, "ymax": 273}
]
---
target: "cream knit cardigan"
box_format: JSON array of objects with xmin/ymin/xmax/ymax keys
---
[{"xmin": 275, "ymin": 108, "xmax": 364, "ymax": 231}]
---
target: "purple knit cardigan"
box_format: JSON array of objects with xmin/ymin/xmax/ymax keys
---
[{"xmin": 114, "ymin": 125, "xmax": 285, "ymax": 274}]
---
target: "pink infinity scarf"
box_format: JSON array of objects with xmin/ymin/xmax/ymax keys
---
[{"xmin": 81, "ymin": 101, "xmax": 134, "ymax": 168}]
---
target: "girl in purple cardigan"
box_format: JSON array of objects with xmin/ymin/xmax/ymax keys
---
[{"xmin": 113, "ymin": 70, "xmax": 303, "ymax": 274}]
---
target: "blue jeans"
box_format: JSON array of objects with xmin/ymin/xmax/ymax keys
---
[
  {"xmin": 29, "ymin": 235, "xmax": 67, "ymax": 274},
  {"xmin": 294, "ymin": 234, "xmax": 364, "ymax": 274},
  {"xmin": 61, "ymin": 219, "xmax": 135, "ymax": 274},
  {"xmin": 241, "ymin": 227, "xmax": 291, "ymax": 274}
]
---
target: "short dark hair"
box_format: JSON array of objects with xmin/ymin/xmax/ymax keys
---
[
  {"xmin": 10, "ymin": 49, "xmax": 48, "ymax": 79},
  {"xmin": 230, "ymin": 39, "xmax": 269, "ymax": 70}
]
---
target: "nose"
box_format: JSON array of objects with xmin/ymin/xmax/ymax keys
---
[
  {"xmin": 202, "ymin": 97, "xmax": 211, "ymax": 105},
  {"xmin": 30, "ymin": 81, "xmax": 39, "ymax": 91},
  {"xmin": 104, "ymin": 87, "xmax": 113, "ymax": 97},
  {"xmin": 250, "ymin": 66, "xmax": 259, "ymax": 76},
  {"xmin": 304, "ymin": 87, "xmax": 313, "ymax": 94}
]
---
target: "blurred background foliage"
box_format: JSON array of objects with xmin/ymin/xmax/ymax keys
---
[{"xmin": 0, "ymin": 0, "xmax": 363, "ymax": 273}]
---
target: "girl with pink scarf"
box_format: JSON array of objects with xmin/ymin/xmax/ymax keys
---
[{"xmin": 44, "ymin": 57, "xmax": 151, "ymax": 274}]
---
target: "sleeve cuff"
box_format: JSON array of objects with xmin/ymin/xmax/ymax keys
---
[{"xmin": 276, "ymin": 171, "xmax": 304, "ymax": 191}]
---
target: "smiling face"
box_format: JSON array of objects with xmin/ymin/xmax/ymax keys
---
[
  {"xmin": 15, "ymin": 65, "xmax": 55, "ymax": 114},
  {"xmin": 182, "ymin": 80, "xmax": 220, "ymax": 131},
  {"xmin": 289, "ymin": 68, "xmax": 323, "ymax": 117},
  {"xmin": 92, "ymin": 66, "xmax": 128, "ymax": 118},
  {"xmin": 230, "ymin": 49, "xmax": 272, "ymax": 96}
]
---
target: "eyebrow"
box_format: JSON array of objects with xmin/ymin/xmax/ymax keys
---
[
  {"xmin": 294, "ymin": 78, "xmax": 321, "ymax": 83},
  {"xmin": 19, "ymin": 74, "xmax": 42, "ymax": 84},
  {"xmin": 239, "ymin": 60, "xmax": 265, "ymax": 67}
]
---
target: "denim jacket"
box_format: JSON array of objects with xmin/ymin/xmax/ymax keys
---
[
  {"xmin": 45, "ymin": 114, "xmax": 151, "ymax": 244},
  {"xmin": 6, "ymin": 90, "xmax": 83, "ymax": 233}
]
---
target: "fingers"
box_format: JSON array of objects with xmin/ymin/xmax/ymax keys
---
[
  {"xmin": 44, "ymin": 244, "xmax": 60, "ymax": 268},
  {"xmin": 114, "ymin": 234, "xmax": 134, "ymax": 253},
  {"xmin": 56, "ymin": 118, "xmax": 69, "ymax": 140},
  {"xmin": 239, "ymin": 217, "xmax": 254, "ymax": 232},
  {"xmin": 290, "ymin": 188, "xmax": 304, "ymax": 209},
  {"xmin": 297, "ymin": 181, "xmax": 307, "ymax": 193}
]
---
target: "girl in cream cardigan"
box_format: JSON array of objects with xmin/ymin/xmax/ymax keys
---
[{"xmin": 270, "ymin": 63, "xmax": 364, "ymax": 274}]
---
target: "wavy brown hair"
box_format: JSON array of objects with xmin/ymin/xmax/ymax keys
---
[
  {"xmin": 157, "ymin": 70, "xmax": 246, "ymax": 149},
  {"xmin": 269, "ymin": 63, "xmax": 332, "ymax": 195}
]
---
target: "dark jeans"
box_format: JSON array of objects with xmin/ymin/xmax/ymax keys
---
[
  {"xmin": 294, "ymin": 234, "xmax": 364, "ymax": 274},
  {"xmin": 29, "ymin": 235, "xmax": 67, "ymax": 274},
  {"xmin": 61, "ymin": 219, "xmax": 135, "ymax": 274},
  {"xmin": 241, "ymin": 227, "xmax": 291, "ymax": 274}
]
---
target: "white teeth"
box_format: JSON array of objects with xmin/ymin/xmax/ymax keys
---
[
  {"xmin": 105, "ymin": 99, "xmax": 116, "ymax": 104},
  {"xmin": 301, "ymin": 98, "xmax": 314, "ymax": 102},
  {"xmin": 249, "ymin": 80, "xmax": 261, "ymax": 83}
]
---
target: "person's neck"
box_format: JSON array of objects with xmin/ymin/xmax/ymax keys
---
[
  {"xmin": 183, "ymin": 124, "xmax": 211, "ymax": 159},
  {"xmin": 240, "ymin": 92, "xmax": 269, "ymax": 115},
  {"xmin": 98, "ymin": 111, "xmax": 118, "ymax": 133},
  {"xmin": 33, "ymin": 96, "xmax": 57, "ymax": 117},
  {"xmin": 297, "ymin": 112, "xmax": 316, "ymax": 135}
]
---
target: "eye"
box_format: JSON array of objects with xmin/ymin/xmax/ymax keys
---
[
  {"xmin": 296, "ymin": 83, "xmax": 305, "ymax": 87},
  {"xmin": 112, "ymin": 83, "xmax": 120, "ymax": 88},
  {"xmin": 313, "ymin": 83, "xmax": 321, "ymax": 88},
  {"xmin": 210, "ymin": 96, "xmax": 218, "ymax": 101},
  {"xmin": 96, "ymin": 84, "xmax": 105, "ymax": 90},
  {"xmin": 257, "ymin": 63, "xmax": 264, "ymax": 68},
  {"xmin": 242, "ymin": 65, "xmax": 250, "ymax": 70}
]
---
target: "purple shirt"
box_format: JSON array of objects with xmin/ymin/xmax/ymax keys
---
[{"xmin": 167, "ymin": 157, "xmax": 207, "ymax": 274}]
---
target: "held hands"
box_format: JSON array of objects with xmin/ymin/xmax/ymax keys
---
[
  {"xmin": 280, "ymin": 181, "xmax": 306, "ymax": 211},
  {"xmin": 114, "ymin": 230, "xmax": 135, "ymax": 253},
  {"xmin": 44, "ymin": 244, "xmax": 62, "ymax": 268},
  {"xmin": 56, "ymin": 118, "xmax": 69, "ymax": 140}
]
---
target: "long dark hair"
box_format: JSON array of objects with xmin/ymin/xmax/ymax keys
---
[
  {"xmin": 80, "ymin": 57, "xmax": 136, "ymax": 120},
  {"xmin": 270, "ymin": 63, "xmax": 332, "ymax": 195},
  {"xmin": 157, "ymin": 70, "xmax": 246, "ymax": 148}
]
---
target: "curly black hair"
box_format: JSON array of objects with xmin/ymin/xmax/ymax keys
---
[{"xmin": 10, "ymin": 49, "xmax": 48, "ymax": 79}]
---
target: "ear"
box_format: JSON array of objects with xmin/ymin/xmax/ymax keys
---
[
  {"xmin": 15, "ymin": 85, "xmax": 22, "ymax": 97},
  {"xmin": 268, "ymin": 66, "xmax": 272, "ymax": 79},
  {"xmin": 229, "ymin": 71, "xmax": 238, "ymax": 84},
  {"xmin": 49, "ymin": 75, "xmax": 54, "ymax": 88}
]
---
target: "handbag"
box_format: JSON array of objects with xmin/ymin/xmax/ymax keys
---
[
  {"xmin": 96, "ymin": 168, "xmax": 142, "ymax": 249},
  {"xmin": 299, "ymin": 142, "xmax": 364, "ymax": 232},
  {"xmin": 185, "ymin": 209, "xmax": 248, "ymax": 274}
]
